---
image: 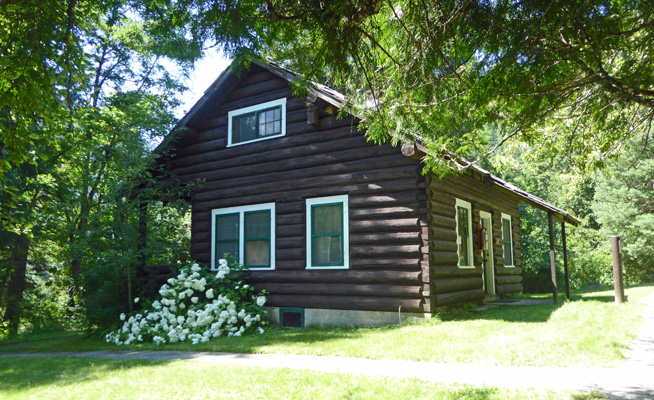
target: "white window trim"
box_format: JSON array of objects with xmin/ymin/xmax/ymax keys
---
[
  {"xmin": 501, "ymin": 212, "xmax": 515, "ymax": 268},
  {"xmin": 306, "ymin": 195, "xmax": 349, "ymax": 269},
  {"xmin": 211, "ymin": 203, "xmax": 276, "ymax": 270},
  {"xmin": 455, "ymin": 198, "xmax": 474, "ymax": 269},
  {"xmin": 227, "ymin": 98, "xmax": 287, "ymax": 147}
]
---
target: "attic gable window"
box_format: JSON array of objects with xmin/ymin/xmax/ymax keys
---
[{"xmin": 228, "ymin": 98, "xmax": 287, "ymax": 146}]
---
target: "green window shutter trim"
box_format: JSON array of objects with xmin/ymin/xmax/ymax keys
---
[
  {"xmin": 311, "ymin": 202, "xmax": 344, "ymax": 266},
  {"xmin": 244, "ymin": 210, "xmax": 271, "ymax": 268},
  {"xmin": 215, "ymin": 213, "xmax": 240, "ymax": 265}
]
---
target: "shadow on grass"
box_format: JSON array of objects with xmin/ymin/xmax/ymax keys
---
[
  {"xmin": 443, "ymin": 303, "xmax": 564, "ymax": 323},
  {"xmin": 0, "ymin": 356, "xmax": 167, "ymax": 393},
  {"xmin": 0, "ymin": 302, "xmax": 573, "ymax": 357},
  {"xmin": 571, "ymin": 295, "xmax": 627, "ymax": 303},
  {"xmin": 0, "ymin": 331, "xmax": 113, "ymax": 353},
  {"xmin": 3, "ymin": 283, "xmax": 651, "ymax": 359}
]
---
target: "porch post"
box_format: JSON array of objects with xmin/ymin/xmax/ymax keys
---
[
  {"xmin": 561, "ymin": 222, "xmax": 570, "ymax": 300},
  {"xmin": 548, "ymin": 212, "xmax": 558, "ymax": 304}
]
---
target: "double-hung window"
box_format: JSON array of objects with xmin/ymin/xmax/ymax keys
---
[
  {"xmin": 501, "ymin": 213, "xmax": 514, "ymax": 267},
  {"xmin": 227, "ymin": 98, "xmax": 286, "ymax": 146},
  {"xmin": 455, "ymin": 199, "xmax": 473, "ymax": 268},
  {"xmin": 306, "ymin": 195, "xmax": 349, "ymax": 269},
  {"xmin": 211, "ymin": 203, "xmax": 275, "ymax": 270}
]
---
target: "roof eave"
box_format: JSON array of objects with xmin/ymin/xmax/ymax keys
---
[{"xmin": 405, "ymin": 142, "xmax": 581, "ymax": 227}]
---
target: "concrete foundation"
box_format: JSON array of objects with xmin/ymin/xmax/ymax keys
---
[{"xmin": 266, "ymin": 307, "xmax": 431, "ymax": 328}]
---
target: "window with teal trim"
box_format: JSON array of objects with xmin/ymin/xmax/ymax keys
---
[
  {"xmin": 311, "ymin": 203, "xmax": 343, "ymax": 266},
  {"xmin": 457, "ymin": 206, "xmax": 470, "ymax": 266},
  {"xmin": 455, "ymin": 198, "xmax": 473, "ymax": 268},
  {"xmin": 211, "ymin": 203, "xmax": 275, "ymax": 270},
  {"xmin": 306, "ymin": 195, "xmax": 349, "ymax": 269},
  {"xmin": 244, "ymin": 210, "xmax": 271, "ymax": 268},
  {"xmin": 215, "ymin": 213, "xmax": 239, "ymax": 265}
]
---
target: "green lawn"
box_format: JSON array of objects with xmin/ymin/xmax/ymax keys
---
[
  {"xmin": 1, "ymin": 284, "xmax": 652, "ymax": 368},
  {"xmin": 0, "ymin": 356, "xmax": 604, "ymax": 400}
]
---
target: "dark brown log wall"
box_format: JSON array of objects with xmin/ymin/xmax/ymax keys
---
[
  {"xmin": 166, "ymin": 65, "xmax": 428, "ymax": 313},
  {"xmin": 427, "ymin": 172, "xmax": 523, "ymax": 308}
]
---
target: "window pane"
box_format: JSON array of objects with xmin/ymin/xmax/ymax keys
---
[
  {"xmin": 255, "ymin": 107, "xmax": 282, "ymax": 138},
  {"xmin": 245, "ymin": 211, "xmax": 270, "ymax": 239},
  {"xmin": 457, "ymin": 205, "xmax": 470, "ymax": 266},
  {"xmin": 245, "ymin": 240, "xmax": 270, "ymax": 267},
  {"xmin": 459, "ymin": 241, "xmax": 469, "ymax": 266},
  {"xmin": 502, "ymin": 219, "xmax": 511, "ymax": 241},
  {"xmin": 234, "ymin": 113, "xmax": 256, "ymax": 143},
  {"xmin": 216, "ymin": 214, "xmax": 239, "ymax": 241},
  {"xmin": 313, "ymin": 204, "xmax": 342, "ymax": 234},
  {"xmin": 312, "ymin": 236, "xmax": 342, "ymax": 265},
  {"xmin": 503, "ymin": 242, "xmax": 513, "ymax": 265},
  {"xmin": 216, "ymin": 241, "xmax": 238, "ymax": 262},
  {"xmin": 457, "ymin": 207, "xmax": 468, "ymax": 237}
]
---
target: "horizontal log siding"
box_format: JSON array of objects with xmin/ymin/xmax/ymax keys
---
[
  {"xmin": 427, "ymin": 172, "xmax": 523, "ymax": 307},
  {"xmin": 169, "ymin": 65, "xmax": 427, "ymax": 313}
]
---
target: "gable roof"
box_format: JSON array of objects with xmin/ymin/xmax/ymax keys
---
[
  {"xmin": 157, "ymin": 59, "xmax": 580, "ymax": 226},
  {"xmin": 154, "ymin": 59, "xmax": 345, "ymax": 156}
]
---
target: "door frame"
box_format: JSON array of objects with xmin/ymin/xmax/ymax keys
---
[{"xmin": 479, "ymin": 211, "xmax": 496, "ymax": 296}]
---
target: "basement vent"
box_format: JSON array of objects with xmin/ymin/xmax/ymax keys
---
[{"xmin": 279, "ymin": 308, "xmax": 304, "ymax": 329}]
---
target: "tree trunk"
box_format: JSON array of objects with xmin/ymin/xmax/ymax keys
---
[
  {"xmin": 68, "ymin": 200, "xmax": 90, "ymax": 311},
  {"xmin": 3, "ymin": 234, "xmax": 30, "ymax": 335}
]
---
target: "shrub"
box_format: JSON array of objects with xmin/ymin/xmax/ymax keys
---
[{"xmin": 105, "ymin": 259, "xmax": 267, "ymax": 345}]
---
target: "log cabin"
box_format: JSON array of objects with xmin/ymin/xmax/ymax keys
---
[{"xmin": 150, "ymin": 60, "xmax": 580, "ymax": 328}]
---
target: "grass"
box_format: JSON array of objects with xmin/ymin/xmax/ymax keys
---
[
  {"xmin": 1, "ymin": 284, "xmax": 652, "ymax": 368},
  {"xmin": 516, "ymin": 283, "xmax": 651, "ymax": 301},
  {"xmin": 0, "ymin": 356, "xmax": 605, "ymax": 400}
]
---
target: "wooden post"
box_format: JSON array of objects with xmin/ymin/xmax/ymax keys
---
[
  {"xmin": 561, "ymin": 222, "xmax": 570, "ymax": 300},
  {"xmin": 548, "ymin": 212, "xmax": 558, "ymax": 304},
  {"xmin": 610, "ymin": 236, "xmax": 626, "ymax": 304}
]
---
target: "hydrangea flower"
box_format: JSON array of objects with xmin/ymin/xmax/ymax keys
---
[{"xmin": 105, "ymin": 260, "xmax": 268, "ymax": 346}]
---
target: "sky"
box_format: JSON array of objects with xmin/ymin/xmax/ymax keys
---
[{"xmin": 177, "ymin": 49, "xmax": 231, "ymax": 117}]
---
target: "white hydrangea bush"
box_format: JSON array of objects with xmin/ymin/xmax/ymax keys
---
[{"xmin": 105, "ymin": 259, "xmax": 268, "ymax": 345}]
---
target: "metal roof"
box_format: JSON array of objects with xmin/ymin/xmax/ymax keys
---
[{"xmin": 407, "ymin": 143, "xmax": 581, "ymax": 226}]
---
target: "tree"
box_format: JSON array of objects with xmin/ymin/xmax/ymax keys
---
[
  {"xmin": 138, "ymin": 0, "xmax": 654, "ymax": 173},
  {"xmin": 593, "ymin": 133, "xmax": 654, "ymax": 283},
  {"xmin": 483, "ymin": 139, "xmax": 611, "ymax": 292},
  {"xmin": 0, "ymin": 0, "xmax": 196, "ymax": 333}
]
